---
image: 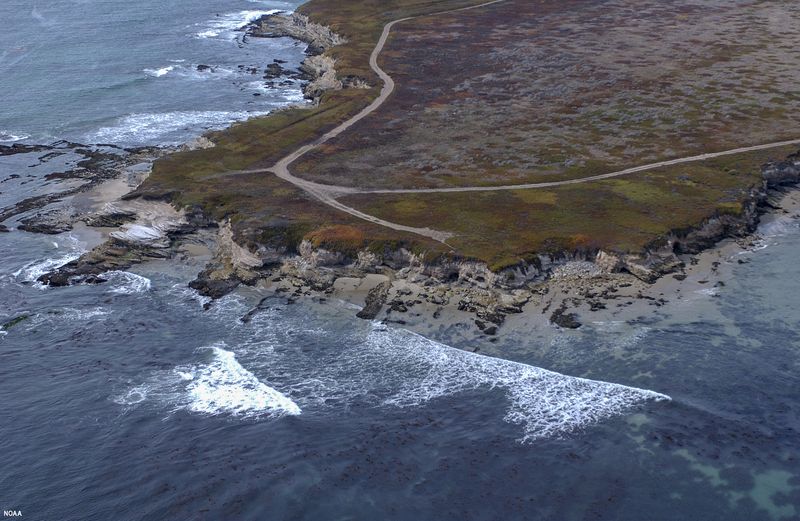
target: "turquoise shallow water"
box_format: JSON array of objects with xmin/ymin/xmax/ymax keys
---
[{"xmin": 1, "ymin": 0, "xmax": 799, "ymax": 518}]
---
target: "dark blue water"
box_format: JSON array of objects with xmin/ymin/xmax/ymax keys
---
[
  {"xmin": 1, "ymin": 214, "xmax": 799, "ymax": 520},
  {"xmin": 1, "ymin": 0, "xmax": 800, "ymax": 519}
]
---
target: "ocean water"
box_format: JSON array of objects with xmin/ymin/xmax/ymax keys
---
[
  {"xmin": 0, "ymin": 0, "xmax": 305, "ymax": 146},
  {"xmin": 1, "ymin": 1, "xmax": 800, "ymax": 520}
]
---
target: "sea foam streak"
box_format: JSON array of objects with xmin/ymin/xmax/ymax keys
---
[
  {"xmin": 239, "ymin": 317, "xmax": 669, "ymax": 443},
  {"xmin": 87, "ymin": 110, "xmax": 268, "ymax": 145},
  {"xmin": 367, "ymin": 327, "xmax": 670, "ymax": 442}
]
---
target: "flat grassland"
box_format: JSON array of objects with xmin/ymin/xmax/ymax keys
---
[{"xmin": 139, "ymin": 0, "xmax": 800, "ymax": 267}]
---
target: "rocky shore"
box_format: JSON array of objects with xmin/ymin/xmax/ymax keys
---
[
  {"xmin": 8, "ymin": 120, "xmax": 798, "ymax": 336},
  {"xmin": 248, "ymin": 12, "xmax": 355, "ymax": 101},
  {"xmin": 168, "ymin": 148, "xmax": 800, "ymax": 333},
  {"xmin": 5, "ymin": 10, "xmax": 800, "ymax": 338}
]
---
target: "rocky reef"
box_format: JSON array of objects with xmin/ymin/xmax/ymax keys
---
[
  {"xmin": 249, "ymin": 12, "xmax": 345, "ymax": 57},
  {"xmin": 248, "ymin": 12, "xmax": 360, "ymax": 101}
]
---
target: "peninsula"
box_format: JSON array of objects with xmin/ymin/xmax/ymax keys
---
[{"xmin": 38, "ymin": 0, "xmax": 800, "ymax": 327}]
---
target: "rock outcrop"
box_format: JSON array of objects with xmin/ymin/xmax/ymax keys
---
[
  {"xmin": 249, "ymin": 13, "xmax": 345, "ymax": 56},
  {"xmin": 357, "ymin": 281, "xmax": 392, "ymax": 319}
]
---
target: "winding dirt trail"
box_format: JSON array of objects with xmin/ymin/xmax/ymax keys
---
[{"xmin": 247, "ymin": 0, "xmax": 800, "ymax": 243}]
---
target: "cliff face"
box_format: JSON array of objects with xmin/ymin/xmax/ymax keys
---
[{"xmin": 188, "ymin": 152, "xmax": 800, "ymax": 299}]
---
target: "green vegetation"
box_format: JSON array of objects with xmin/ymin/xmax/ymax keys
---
[
  {"xmin": 137, "ymin": 0, "xmax": 800, "ymax": 270},
  {"xmin": 343, "ymin": 147, "xmax": 795, "ymax": 270},
  {"xmin": 138, "ymin": 0, "xmax": 496, "ymax": 255}
]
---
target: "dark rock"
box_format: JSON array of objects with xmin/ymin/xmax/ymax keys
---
[
  {"xmin": 357, "ymin": 281, "xmax": 391, "ymax": 320},
  {"xmin": 0, "ymin": 224, "xmax": 9, "ymax": 232},
  {"xmin": 389, "ymin": 300, "xmax": 408, "ymax": 313},
  {"xmin": 18, "ymin": 211, "xmax": 74, "ymax": 234},
  {"xmin": 189, "ymin": 276, "xmax": 240, "ymax": 300},
  {"xmin": 240, "ymin": 296, "xmax": 273, "ymax": 323},
  {"xmin": 482, "ymin": 325, "xmax": 498, "ymax": 336},
  {"xmin": 38, "ymin": 239, "xmax": 170, "ymax": 287},
  {"xmin": 83, "ymin": 210, "xmax": 137, "ymax": 228},
  {"xmin": 550, "ymin": 307, "xmax": 582, "ymax": 329},
  {"xmin": 762, "ymin": 152, "xmax": 800, "ymax": 187},
  {"xmin": 263, "ymin": 62, "xmax": 285, "ymax": 79},
  {"xmin": 196, "ymin": 64, "xmax": 214, "ymax": 72}
]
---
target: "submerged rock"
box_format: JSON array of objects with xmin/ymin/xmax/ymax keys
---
[
  {"xmin": 550, "ymin": 307, "xmax": 582, "ymax": 329},
  {"xmin": 2, "ymin": 314, "xmax": 30, "ymax": 331}
]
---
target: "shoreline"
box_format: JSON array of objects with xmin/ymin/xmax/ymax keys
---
[{"xmin": 2, "ymin": 5, "xmax": 800, "ymax": 340}]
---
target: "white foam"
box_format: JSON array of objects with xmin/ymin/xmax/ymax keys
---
[
  {"xmin": 119, "ymin": 343, "xmax": 300, "ymax": 419},
  {"xmin": 144, "ymin": 64, "xmax": 235, "ymax": 80},
  {"xmin": 104, "ymin": 271, "xmax": 152, "ymax": 294},
  {"xmin": 181, "ymin": 344, "xmax": 301, "ymax": 417},
  {"xmin": 367, "ymin": 327, "xmax": 669, "ymax": 442},
  {"xmin": 117, "ymin": 314, "xmax": 666, "ymax": 441},
  {"xmin": 255, "ymin": 323, "xmax": 670, "ymax": 443},
  {"xmin": 87, "ymin": 110, "xmax": 268, "ymax": 145},
  {"xmin": 143, "ymin": 65, "xmax": 175, "ymax": 77},
  {"xmin": 12, "ymin": 235, "xmax": 85, "ymax": 287},
  {"xmin": 0, "ymin": 130, "xmax": 29, "ymax": 142},
  {"xmin": 694, "ymin": 287, "xmax": 719, "ymax": 297},
  {"xmin": 194, "ymin": 10, "xmax": 282, "ymax": 40}
]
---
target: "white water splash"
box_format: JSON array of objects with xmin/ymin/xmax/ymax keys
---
[
  {"xmin": 104, "ymin": 271, "xmax": 152, "ymax": 294},
  {"xmin": 182, "ymin": 345, "xmax": 301, "ymax": 417},
  {"xmin": 194, "ymin": 10, "xmax": 282, "ymax": 40},
  {"xmin": 0, "ymin": 130, "xmax": 30, "ymax": 142},
  {"xmin": 12, "ymin": 235, "xmax": 85, "ymax": 287},
  {"xmin": 117, "ymin": 343, "xmax": 300, "ymax": 419},
  {"xmin": 87, "ymin": 110, "xmax": 268, "ymax": 145},
  {"xmin": 143, "ymin": 65, "xmax": 175, "ymax": 77},
  {"xmin": 366, "ymin": 327, "xmax": 669, "ymax": 442}
]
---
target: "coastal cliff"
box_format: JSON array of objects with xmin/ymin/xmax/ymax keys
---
[{"xmin": 10, "ymin": 0, "xmax": 800, "ymax": 334}]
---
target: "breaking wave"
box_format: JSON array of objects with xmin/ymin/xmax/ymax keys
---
[
  {"xmin": 359, "ymin": 326, "xmax": 668, "ymax": 442},
  {"xmin": 116, "ymin": 343, "xmax": 300, "ymax": 419},
  {"xmin": 238, "ymin": 317, "xmax": 669, "ymax": 443},
  {"xmin": 87, "ymin": 110, "xmax": 268, "ymax": 145},
  {"xmin": 143, "ymin": 63, "xmax": 235, "ymax": 79},
  {"xmin": 116, "ymin": 304, "xmax": 668, "ymax": 442},
  {"xmin": 104, "ymin": 271, "xmax": 152, "ymax": 294},
  {"xmin": 0, "ymin": 130, "xmax": 29, "ymax": 142},
  {"xmin": 181, "ymin": 344, "xmax": 301, "ymax": 417},
  {"xmin": 143, "ymin": 65, "xmax": 175, "ymax": 77},
  {"xmin": 12, "ymin": 235, "xmax": 85, "ymax": 287},
  {"xmin": 194, "ymin": 10, "xmax": 282, "ymax": 40}
]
